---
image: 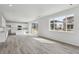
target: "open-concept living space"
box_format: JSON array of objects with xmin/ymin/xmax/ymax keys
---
[{"xmin": 0, "ymin": 4, "xmax": 79, "ymax": 54}]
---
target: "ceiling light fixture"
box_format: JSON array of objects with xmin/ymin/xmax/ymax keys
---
[{"xmin": 8, "ymin": 4, "xmax": 13, "ymax": 7}]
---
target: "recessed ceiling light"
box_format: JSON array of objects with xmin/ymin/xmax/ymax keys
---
[{"xmin": 8, "ymin": 4, "xmax": 13, "ymax": 7}]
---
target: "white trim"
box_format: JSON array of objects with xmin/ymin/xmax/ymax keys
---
[{"xmin": 49, "ymin": 14, "xmax": 74, "ymax": 32}]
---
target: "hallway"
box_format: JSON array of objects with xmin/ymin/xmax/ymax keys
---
[{"xmin": 0, "ymin": 35, "xmax": 79, "ymax": 54}]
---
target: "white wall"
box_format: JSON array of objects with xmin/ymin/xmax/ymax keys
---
[
  {"xmin": 0, "ymin": 16, "xmax": 2, "ymax": 27},
  {"xmin": 38, "ymin": 6, "xmax": 79, "ymax": 46}
]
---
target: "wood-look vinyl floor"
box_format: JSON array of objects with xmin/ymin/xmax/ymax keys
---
[{"xmin": 0, "ymin": 35, "xmax": 79, "ymax": 54}]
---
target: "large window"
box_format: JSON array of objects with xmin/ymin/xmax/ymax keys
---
[{"xmin": 49, "ymin": 14, "xmax": 74, "ymax": 31}]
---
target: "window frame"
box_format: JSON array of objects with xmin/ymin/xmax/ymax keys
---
[
  {"xmin": 32, "ymin": 22, "xmax": 38, "ymax": 34},
  {"xmin": 49, "ymin": 14, "xmax": 74, "ymax": 32}
]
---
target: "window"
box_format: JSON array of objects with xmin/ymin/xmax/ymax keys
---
[
  {"xmin": 18, "ymin": 25, "xmax": 22, "ymax": 30},
  {"xmin": 49, "ymin": 14, "xmax": 74, "ymax": 31},
  {"xmin": 50, "ymin": 21, "xmax": 55, "ymax": 30}
]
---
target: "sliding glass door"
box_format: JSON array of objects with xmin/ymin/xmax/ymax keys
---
[{"xmin": 32, "ymin": 23, "xmax": 38, "ymax": 34}]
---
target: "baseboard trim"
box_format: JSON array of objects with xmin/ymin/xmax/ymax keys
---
[{"xmin": 38, "ymin": 35, "xmax": 79, "ymax": 48}]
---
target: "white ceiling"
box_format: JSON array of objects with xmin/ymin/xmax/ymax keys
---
[{"xmin": 0, "ymin": 4, "xmax": 78, "ymax": 22}]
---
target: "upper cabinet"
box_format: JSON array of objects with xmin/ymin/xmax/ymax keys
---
[
  {"xmin": 2, "ymin": 16, "xmax": 6, "ymax": 27},
  {"xmin": 0, "ymin": 16, "xmax": 6, "ymax": 27}
]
